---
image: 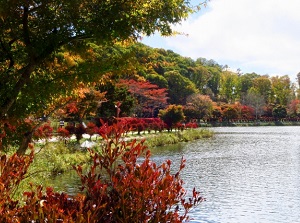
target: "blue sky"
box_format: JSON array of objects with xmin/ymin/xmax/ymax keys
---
[{"xmin": 141, "ymin": 0, "xmax": 300, "ymax": 82}]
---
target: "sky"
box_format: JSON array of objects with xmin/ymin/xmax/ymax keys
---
[{"xmin": 141, "ymin": 0, "xmax": 300, "ymax": 82}]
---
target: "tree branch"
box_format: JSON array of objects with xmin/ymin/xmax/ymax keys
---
[
  {"xmin": 0, "ymin": 38, "xmax": 15, "ymax": 69},
  {"xmin": 0, "ymin": 64, "xmax": 34, "ymax": 118},
  {"xmin": 22, "ymin": 6, "xmax": 31, "ymax": 47}
]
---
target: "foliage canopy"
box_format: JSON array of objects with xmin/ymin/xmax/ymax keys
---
[
  {"xmin": 0, "ymin": 0, "xmax": 199, "ymax": 119},
  {"xmin": 0, "ymin": 0, "xmax": 203, "ymax": 153}
]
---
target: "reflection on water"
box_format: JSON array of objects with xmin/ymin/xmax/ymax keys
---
[
  {"xmin": 52, "ymin": 126, "xmax": 300, "ymax": 223},
  {"xmin": 45, "ymin": 170, "xmax": 82, "ymax": 195}
]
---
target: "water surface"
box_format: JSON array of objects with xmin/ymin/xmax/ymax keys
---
[
  {"xmin": 54, "ymin": 126, "xmax": 300, "ymax": 223},
  {"xmin": 150, "ymin": 126, "xmax": 300, "ymax": 223}
]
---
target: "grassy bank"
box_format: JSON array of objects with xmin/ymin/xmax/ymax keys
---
[
  {"xmin": 144, "ymin": 128, "xmax": 213, "ymax": 147},
  {"xmin": 30, "ymin": 128, "xmax": 213, "ymax": 175},
  {"xmin": 15, "ymin": 142, "xmax": 90, "ymax": 198},
  {"xmin": 200, "ymin": 121, "xmax": 300, "ymax": 127},
  {"xmin": 15, "ymin": 128, "xmax": 213, "ymax": 198}
]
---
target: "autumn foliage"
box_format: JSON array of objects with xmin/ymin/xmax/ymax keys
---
[{"xmin": 0, "ymin": 121, "xmax": 204, "ymax": 222}]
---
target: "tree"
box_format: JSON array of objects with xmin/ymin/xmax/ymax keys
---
[
  {"xmin": 240, "ymin": 104, "xmax": 255, "ymax": 120},
  {"xmin": 146, "ymin": 72, "xmax": 169, "ymax": 89},
  {"xmin": 287, "ymin": 99, "xmax": 300, "ymax": 117},
  {"xmin": 159, "ymin": 105, "xmax": 185, "ymax": 131},
  {"xmin": 96, "ymin": 81, "xmax": 136, "ymax": 118},
  {"xmin": 118, "ymin": 79, "xmax": 168, "ymax": 117},
  {"xmin": 187, "ymin": 65, "xmax": 211, "ymax": 92},
  {"xmin": 238, "ymin": 72, "xmax": 260, "ymax": 97},
  {"xmin": 1, "ymin": 0, "xmax": 201, "ymax": 153},
  {"xmin": 221, "ymin": 104, "xmax": 239, "ymax": 122},
  {"xmin": 55, "ymin": 85, "xmax": 107, "ymax": 122},
  {"xmin": 184, "ymin": 94, "xmax": 213, "ymax": 121},
  {"xmin": 243, "ymin": 91, "xmax": 266, "ymax": 119},
  {"xmin": 219, "ymin": 71, "xmax": 239, "ymax": 103},
  {"xmin": 271, "ymin": 75, "xmax": 292, "ymax": 105},
  {"xmin": 206, "ymin": 66, "xmax": 222, "ymax": 99},
  {"xmin": 164, "ymin": 71, "xmax": 198, "ymax": 104},
  {"xmin": 272, "ymin": 105, "xmax": 287, "ymax": 120},
  {"xmin": 251, "ymin": 76, "xmax": 272, "ymax": 103}
]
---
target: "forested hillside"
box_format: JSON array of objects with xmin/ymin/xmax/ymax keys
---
[{"xmin": 97, "ymin": 42, "xmax": 300, "ymax": 122}]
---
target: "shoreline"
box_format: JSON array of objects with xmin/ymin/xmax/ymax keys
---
[{"xmin": 198, "ymin": 121, "xmax": 300, "ymax": 127}]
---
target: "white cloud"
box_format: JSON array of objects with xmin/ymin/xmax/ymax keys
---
[{"xmin": 142, "ymin": 0, "xmax": 300, "ymax": 81}]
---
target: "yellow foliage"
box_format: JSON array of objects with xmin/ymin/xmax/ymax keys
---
[{"xmin": 63, "ymin": 52, "xmax": 82, "ymax": 67}]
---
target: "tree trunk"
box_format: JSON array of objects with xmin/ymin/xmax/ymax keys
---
[
  {"xmin": 17, "ymin": 131, "xmax": 33, "ymax": 155},
  {"xmin": 0, "ymin": 65, "xmax": 34, "ymax": 118}
]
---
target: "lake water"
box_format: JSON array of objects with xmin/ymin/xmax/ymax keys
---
[
  {"xmin": 54, "ymin": 126, "xmax": 300, "ymax": 223},
  {"xmin": 150, "ymin": 126, "xmax": 300, "ymax": 223}
]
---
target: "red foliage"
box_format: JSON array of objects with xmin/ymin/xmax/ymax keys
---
[
  {"xmin": 86, "ymin": 122, "xmax": 99, "ymax": 138},
  {"xmin": 175, "ymin": 122, "xmax": 185, "ymax": 130},
  {"xmin": 0, "ymin": 149, "xmax": 34, "ymax": 220},
  {"xmin": 288, "ymin": 99, "xmax": 300, "ymax": 116},
  {"xmin": 33, "ymin": 123, "xmax": 53, "ymax": 140},
  {"xmin": 118, "ymin": 79, "xmax": 168, "ymax": 117},
  {"xmin": 240, "ymin": 105, "xmax": 255, "ymax": 119},
  {"xmin": 115, "ymin": 117, "xmax": 166, "ymax": 134},
  {"xmin": 1, "ymin": 119, "xmax": 53, "ymax": 151},
  {"xmin": 66, "ymin": 102, "xmax": 79, "ymax": 114},
  {"xmin": 118, "ymin": 79, "xmax": 168, "ymax": 105},
  {"xmin": 57, "ymin": 128, "xmax": 71, "ymax": 141},
  {"xmin": 0, "ymin": 121, "xmax": 204, "ymax": 222},
  {"xmin": 185, "ymin": 122, "xmax": 198, "ymax": 129},
  {"xmin": 75, "ymin": 121, "xmax": 204, "ymax": 222}
]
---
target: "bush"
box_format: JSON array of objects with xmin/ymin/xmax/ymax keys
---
[{"xmin": 0, "ymin": 121, "xmax": 204, "ymax": 222}]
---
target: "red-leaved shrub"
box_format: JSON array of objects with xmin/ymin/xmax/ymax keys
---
[{"xmin": 0, "ymin": 121, "xmax": 204, "ymax": 222}]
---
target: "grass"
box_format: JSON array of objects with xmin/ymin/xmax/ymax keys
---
[
  {"xmin": 143, "ymin": 128, "xmax": 213, "ymax": 148},
  {"xmin": 28, "ymin": 128, "xmax": 213, "ymax": 176},
  {"xmin": 13, "ymin": 128, "xmax": 213, "ymax": 199},
  {"xmin": 14, "ymin": 141, "xmax": 91, "ymax": 199}
]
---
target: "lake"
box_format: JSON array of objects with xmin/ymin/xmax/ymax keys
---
[
  {"xmin": 150, "ymin": 126, "xmax": 300, "ymax": 223},
  {"xmin": 53, "ymin": 126, "xmax": 300, "ymax": 223}
]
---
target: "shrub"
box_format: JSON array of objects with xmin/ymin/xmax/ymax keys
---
[
  {"xmin": 0, "ymin": 149, "xmax": 34, "ymax": 220},
  {"xmin": 159, "ymin": 105, "xmax": 185, "ymax": 131},
  {"xmin": 185, "ymin": 122, "xmax": 198, "ymax": 129},
  {"xmin": 57, "ymin": 127, "xmax": 70, "ymax": 143},
  {"xmin": 75, "ymin": 121, "xmax": 204, "ymax": 222},
  {"xmin": 0, "ymin": 121, "xmax": 204, "ymax": 222}
]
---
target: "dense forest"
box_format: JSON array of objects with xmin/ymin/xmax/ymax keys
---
[{"xmin": 94, "ymin": 42, "xmax": 300, "ymax": 122}]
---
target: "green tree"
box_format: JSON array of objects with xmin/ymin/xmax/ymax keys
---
[
  {"xmin": 0, "ymin": 0, "xmax": 201, "ymax": 154},
  {"xmin": 251, "ymin": 76, "xmax": 272, "ymax": 103},
  {"xmin": 187, "ymin": 65, "xmax": 211, "ymax": 92},
  {"xmin": 272, "ymin": 105, "xmax": 287, "ymax": 120},
  {"xmin": 146, "ymin": 72, "xmax": 169, "ymax": 89},
  {"xmin": 206, "ymin": 66, "xmax": 222, "ymax": 99},
  {"xmin": 96, "ymin": 81, "xmax": 136, "ymax": 117},
  {"xmin": 159, "ymin": 104, "xmax": 185, "ymax": 131},
  {"xmin": 271, "ymin": 75, "xmax": 292, "ymax": 105},
  {"xmin": 238, "ymin": 72, "xmax": 260, "ymax": 97},
  {"xmin": 219, "ymin": 71, "xmax": 239, "ymax": 103},
  {"xmin": 164, "ymin": 70, "xmax": 198, "ymax": 104}
]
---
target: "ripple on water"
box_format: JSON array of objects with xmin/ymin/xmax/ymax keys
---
[
  {"xmin": 52, "ymin": 126, "xmax": 300, "ymax": 223},
  {"xmin": 156, "ymin": 126, "xmax": 300, "ymax": 223}
]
